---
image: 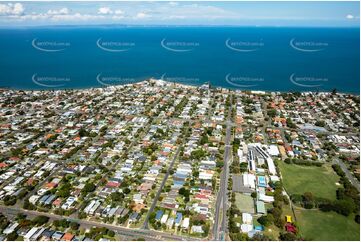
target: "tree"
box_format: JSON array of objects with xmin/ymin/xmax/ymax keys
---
[
  {"xmin": 216, "ymin": 161, "xmax": 224, "ymax": 168},
  {"xmin": 78, "ymin": 212, "xmax": 87, "ymax": 219},
  {"xmin": 57, "ymin": 183, "xmax": 72, "ymax": 198},
  {"xmin": 333, "ymin": 199, "xmax": 355, "ymax": 216},
  {"xmin": 70, "ymin": 221, "xmax": 80, "ymax": 230},
  {"xmin": 190, "ymin": 149, "xmax": 206, "ymax": 160},
  {"xmin": 16, "ymin": 213, "xmax": 27, "ymax": 221},
  {"xmin": 319, "ymin": 202, "xmax": 334, "ymax": 212},
  {"xmin": 302, "ymin": 192, "xmax": 314, "ymax": 209},
  {"xmin": 270, "ymin": 207, "xmax": 284, "ymax": 228},
  {"xmin": 0, "ymin": 214, "xmax": 9, "ymax": 230},
  {"xmin": 355, "ymin": 215, "xmax": 360, "ymax": 224},
  {"xmin": 284, "ymin": 158, "xmax": 292, "ymax": 164},
  {"xmin": 6, "ymin": 232, "xmax": 18, "ymax": 241},
  {"xmin": 107, "ymin": 230, "xmax": 115, "ymax": 237},
  {"xmin": 110, "ymin": 192, "xmax": 124, "ymax": 202},
  {"xmin": 257, "ymin": 214, "xmax": 274, "ymax": 227},
  {"xmin": 179, "ymin": 187, "xmax": 190, "ymax": 197},
  {"xmin": 280, "ymin": 232, "xmax": 297, "ymax": 241},
  {"xmin": 123, "ymin": 187, "xmax": 131, "ymax": 194},
  {"xmin": 3, "ymin": 195, "xmax": 17, "ymax": 206},
  {"xmin": 200, "ymin": 135, "xmax": 209, "ymax": 145},
  {"xmin": 81, "ymin": 183, "xmax": 96, "ymax": 195},
  {"xmin": 286, "ymin": 118, "xmax": 297, "ymax": 129},
  {"xmin": 23, "ymin": 199, "xmax": 36, "ymax": 210},
  {"xmin": 253, "ymin": 233, "xmax": 271, "ymax": 241},
  {"xmin": 230, "ymin": 233, "xmax": 249, "ymax": 241},
  {"xmin": 315, "ymin": 120, "xmax": 325, "ymax": 127},
  {"xmin": 267, "ymin": 109, "xmax": 277, "ymax": 118},
  {"xmin": 33, "ymin": 215, "xmax": 49, "ymax": 225},
  {"xmin": 78, "ymin": 128, "xmax": 89, "ymax": 137}
]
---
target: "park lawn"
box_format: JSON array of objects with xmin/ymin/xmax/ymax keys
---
[
  {"xmin": 278, "ymin": 161, "xmax": 339, "ymax": 200},
  {"xmin": 295, "ymin": 209, "xmax": 360, "ymax": 241},
  {"xmin": 263, "ymin": 224, "xmax": 282, "ymax": 240}
]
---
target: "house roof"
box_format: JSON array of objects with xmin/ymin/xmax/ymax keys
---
[{"xmin": 62, "ymin": 233, "xmax": 74, "ymax": 241}]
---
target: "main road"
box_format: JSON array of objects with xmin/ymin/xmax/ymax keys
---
[{"xmin": 213, "ymin": 94, "xmax": 233, "ymax": 241}]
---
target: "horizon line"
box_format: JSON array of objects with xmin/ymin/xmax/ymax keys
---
[{"xmin": 0, "ymin": 24, "xmax": 359, "ymax": 29}]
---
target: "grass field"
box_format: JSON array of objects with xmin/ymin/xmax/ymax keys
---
[
  {"xmin": 278, "ymin": 161, "xmax": 339, "ymax": 200},
  {"xmin": 295, "ymin": 209, "xmax": 360, "ymax": 241},
  {"xmin": 235, "ymin": 193, "xmax": 254, "ymax": 213}
]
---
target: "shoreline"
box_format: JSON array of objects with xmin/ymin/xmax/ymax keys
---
[{"xmin": 1, "ymin": 79, "xmax": 359, "ymax": 96}]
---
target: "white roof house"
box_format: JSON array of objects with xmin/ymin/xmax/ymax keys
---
[
  {"xmin": 182, "ymin": 217, "xmax": 190, "ymax": 229},
  {"xmin": 266, "ymin": 157, "xmax": 277, "ymax": 176},
  {"xmin": 259, "ymin": 194, "xmax": 275, "ymax": 203},
  {"xmin": 133, "ymin": 193, "xmax": 144, "ymax": 204},
  {"xmin": 268, "ymin": 145, "xmax": 280, "ymax": 156},
  {"xmin": 84, "ymin": 200, "xmax": 96, "ymax": 214},
  {"xmin": 29, "ymin": 195, "xmax": 40, "ymax": 204},
  {"xmin": 199, "ymin": 171, "xmax": 214, "ymax": 180},
  {"xmin": 241, "ymin": 224, "xmax": 253, "ymax": 233},
  {"xmin": 242, "ymin": 213, "xmax": 253, "ymax": 225},
  {"xmin": 31, "ymin": 228, "xmax": 45, "ymax": 240},
  {"xmin": 161, "ymin": 214, "xmax": 169, "ymax": 224},
  {"xmin": 24, "ymin": 227, "xmax": 39, "ymax": 241},
  {"xmin": 270, "ymin": 175, "xmax": 280, "ymax": 182},
  {"xmin": 191, "ymin": 225, "xmax": 204, "ymax": 234},
  {"xmin": 61, "ymin": 196, "xmax": 76, "ymax": 210},
  {"xmin": 3, "ymin": 222, "xmax": 19, "ymax": 235},
  {"xmin": 242, "ymin": 213, "xmax": 253, "ymax": 224}
]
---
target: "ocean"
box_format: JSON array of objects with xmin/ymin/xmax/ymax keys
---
[{"xmin": 0, "ymin": 26, "xmax": 359, "ymax": 93}]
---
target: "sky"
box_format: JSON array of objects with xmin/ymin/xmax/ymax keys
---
[{"xmin": 0, "ymin": 1, "xmax": 359, "ymax": 27}]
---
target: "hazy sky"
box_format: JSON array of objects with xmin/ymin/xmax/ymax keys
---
[{"xmin": 0, "ymin": 1, "xmax": 359, "ymax": 27}]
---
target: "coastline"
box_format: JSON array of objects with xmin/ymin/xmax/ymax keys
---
[{"xmin": 1, "ymin": 79, "xmax": 359, "ymax": 96}]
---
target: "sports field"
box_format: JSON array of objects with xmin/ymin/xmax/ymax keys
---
[
  {"xmin": 295, "ymin": 209, "xmax": 360, "ymax": 241},
  {"xmin": 278, "ymin": 161, "xmax": 339, "ymax": 200}
]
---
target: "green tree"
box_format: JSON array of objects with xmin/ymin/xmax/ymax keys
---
[
  {"xmin": 257, "ymin": 214, "xmax": 274, "ymax": 227},
  {"xmin": 6, "ymin": 232, "xmax": 18, "ymax": 241},
  {"xmin": 280, "ymin": 232, "xmax": 297, "ymax": 241},
  {"xmin": 33, "ymin": 215, "xmax": 49, "ymax": 225},
  {"xmin": 81, "ymin": 183, "xmax": 96, "ymax": 195}
]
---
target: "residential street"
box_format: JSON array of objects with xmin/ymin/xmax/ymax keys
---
[
  {"xmin": 0, "ymin": 205, "xmax": 199, "ymax": 241},
  {"xmin": 333, "ymin": 158, "xmax": 360, "ymax": 191}
]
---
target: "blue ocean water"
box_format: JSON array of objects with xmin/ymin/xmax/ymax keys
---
[{"xmin": 0, "ymin": 26, "xmax": 359, "ymax": 93}]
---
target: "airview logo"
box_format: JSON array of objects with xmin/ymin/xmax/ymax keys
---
[
  {"xmin": 161, "ymin": 38, "xmax": 199, "ymax": 52},
  {"xmin": 289, "ymin": 73, "xmax": 328, "ymax": 87},
  {"xmin": 161, "ymin": 73, "xmax": 200, "ymax": 83},
  {"xmin": 96, "ymin": 73, "xmax": 136, "ymax": 86},
  {"xmin": 32, "ymin": 74, "xmax": 70, "ymax": 88},
  {"xmin": 96, "ymin": 38, "xmax": 135, "ymax": 52},
  {"xmin": 225, "ymin": 73, "xmax": 264, "ymax": 88},
  {"xmin": 290, "ymin": 38, "xmax": 328, "ymax": 52},
  {"xmin": 32, "ymin": 38, "xmax": 70, "ymax": 52},
  {"xmin": 225, "ymin": 38, "xmax": 264, "ymax": 52}
]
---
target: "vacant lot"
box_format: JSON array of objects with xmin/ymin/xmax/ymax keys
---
[
  {"xmin": 295, "ymin": 209, "xmax": 360, "ymax": 241},
  {"xmin": 235, "ymin": 193, "xmax": 254, "ymax": 213},
  {"xmin": 278, "ymin": 161, "xmax": 339, "ymax": 200}
]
